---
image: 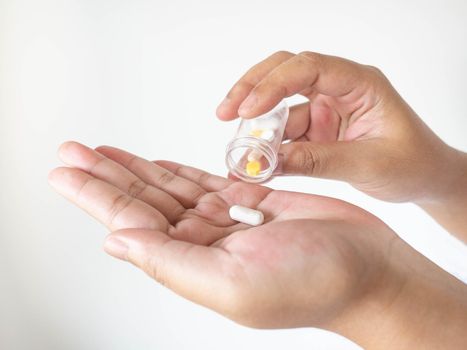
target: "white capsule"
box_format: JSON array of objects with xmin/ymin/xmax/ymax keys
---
[
  {"xmin": 229, "ymin": 205, "xmax": 264, "ymax": 226},
  {"xmin": 247, "ymin": 148, "xmax": 263, "ymax": 162},
  {"xmin": 250, "ymin": 117, "xmax": 280, "ymax": 131},
  {"xmin": 260, "ymin": 129, "xmax": 275, "ymax": 142}
]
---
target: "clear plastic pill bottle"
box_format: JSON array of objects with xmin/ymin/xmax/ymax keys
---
[{"xmin": 225, "ymin": 100, "xmax": 289, "ymax": 183}]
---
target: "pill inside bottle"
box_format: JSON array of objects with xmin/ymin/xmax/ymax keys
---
[{"xmin": 225, "ymin": 100, "xmax": 289, "ymax": 183}]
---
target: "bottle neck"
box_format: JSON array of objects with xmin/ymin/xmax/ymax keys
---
[{"xmin": 225, "ymin": 136, "xmax": 276, "ymax": 183}]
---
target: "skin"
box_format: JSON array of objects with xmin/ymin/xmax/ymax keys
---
[
  {"xmin": 49, "ymin": 141, "xmax": 467, "ymax": 349},
  {"xmin": 217, "ymin": 51, "xmax": 467, "ymax": 242}
]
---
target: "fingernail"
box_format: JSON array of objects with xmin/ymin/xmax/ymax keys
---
[
  {"xmin": 104, "ymin": 236, "xmax": 129, "ymax": 261},
  {"xmin": 238, "ymin": 93, "xmax": 257, "ymax": 115}
]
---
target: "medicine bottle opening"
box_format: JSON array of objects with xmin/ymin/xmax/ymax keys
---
[
  {"xmin": 225, "ymin": 100, "xmax": 289, "ymax": 183},
  {"xmin": 225, "ymin": 137, "xmax": 276, "ymax": 183}
]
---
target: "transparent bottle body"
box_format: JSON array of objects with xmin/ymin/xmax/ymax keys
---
[{"xmin": 225, "ymin": 100, "xmax": 289, "ymax": 183}]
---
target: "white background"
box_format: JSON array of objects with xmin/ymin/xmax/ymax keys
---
[{"xmin": 1, "ymin": 0, "xmax": 466, "ymax": 349}]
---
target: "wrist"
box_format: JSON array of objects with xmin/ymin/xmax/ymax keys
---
[
  {"xmin": 420, "ymin": 146, "xmax": 467, "ymax": 203},
  {"xmin": 415, "ymin": 147, "xmax": 467, "ymax": 241},
  {"xmin": 325, "ymin": 237, "xmax": 467, "ymax": 349}
]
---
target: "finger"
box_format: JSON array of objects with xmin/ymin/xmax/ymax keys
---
[
  {"xmin": 153, "ymin": 162, "xmax": 263, "ymax": 241},
  {"xmin": 154, "ymin": 160, "xmax": 233, "ymax": 192},
  {"xmin": 238, "ymin": 52, "xmax": 366, "ymax": 118},
  {"xmin": 104, "ymin": 229, "xmax": 241, "ymax": 317},
  {"xmin": 95, "ymin": 148, "xmax": 250, "ymax": 244},
  {"xmin": 308, "ymin": 101, "xmax": 341, "ymax": 142},
  {"xmin": 48, "ymin": 167, "xmax": 169, "ymax": 232},
  {"xmin": 58, "ymin": 141, "xmax": 185, "ymax": 223},
  {"xmin": 283, "ymin": 102, "xmax": 311, "ymax": 141},
  {"xmin": 216, "ymin": 51, "xmax": 294, "ymax": 121},
  {"xmin": 284, "ymin": 101, "xmax": 342, "ymax": 143},
  {"xmin": 95, "ymin": 146, "xmax": 207, "ymax": 209},
  {"xmin": 278, "ymin": 140, "xmax": 373, "ymax": 181}
]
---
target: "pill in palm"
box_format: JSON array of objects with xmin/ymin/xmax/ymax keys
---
[{"xmin": 229, "ymin": 205, "xmax": 264, "ymax": 226}]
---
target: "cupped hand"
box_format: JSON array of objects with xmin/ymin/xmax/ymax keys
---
[
  {"xmin": 48, "ymin": 141, "xmax": 399, "ymax": 330},
  {"xmin": 216, "ymin": 51, "xmax": 466, "ymax": 203}
]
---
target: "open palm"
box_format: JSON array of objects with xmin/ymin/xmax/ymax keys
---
[{"xmin": 49, "ymin": 141, "xmax": 395, "ymax": 329}]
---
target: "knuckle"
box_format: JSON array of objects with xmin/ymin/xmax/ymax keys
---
[
  {"xmin": 146, "ymin": 240, "xmax": 172, "ymax": 288},
  {"xmin": 227, "ymin": 80, "xmax": 254, "ymax": 98},
  {"xmin": 171, "ymin": 165, "xmax": 182, "ymax": 176},
  {"xmin": 148, "ymin": 255, "xmax": 169, "ymax": 288},
  {"xmin": 190, "ymin": 186, "xmax": 206, "ymax": 204},
  {"xmin": 260, "ymin": 78, "xmax": 288, "ymax": 98},
  {"xmin": 75, "ymin": 177, "xmax": 94, "ymax": 201},
  {"xmin": 125, "ymin": 155, "xmax": 140, "ymax": 170},
  {"xmin": 157, "ymin": 171, "xmax": 175, "ymax": 186},
  {"xmin": 107, "ymin": 194, "xmax": 133, "ymax": 226},
  {"xmin": 289, "ymin": 143, "xmax": 321, "ymax": 176},
  {"xmin": 299, "ymin": 147, "xmax": 319, "ymax": 175},
  {"xmin": 88, "ymin": 157, "xmax": 107, "ymax": 176},
  {"xmin": 365, "ymin": 64, "xmax": 383, "ymax": 75},
  {"xmin": 197, "ymin": 172, "xmax": 211, "ymax": 187},
  {"xmin": 272, "ymin": 50, "xmax": 294, "ymax": 59},
  {"xmin": 255, "ymin": 69, "xmax": 288, "ymax": 97},
  {"xmin": 127, "ymin": 178, "xmax": 147, "ymax": 198},
  {"xmin": 298, "ymin": 51, "xmax": 322, "ymax": 65},
  {"xmin": 364, "ymin": 64, "xmax": 387, "ymax": 82}
]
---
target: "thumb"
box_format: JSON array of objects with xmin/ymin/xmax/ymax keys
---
[
  {"xmin": 277, "ymin": 140, "xmax": 372, "ymax": 181},
  {"xmin": 103, "ymin": 229, "xmax": 238, "ymax": 314}
]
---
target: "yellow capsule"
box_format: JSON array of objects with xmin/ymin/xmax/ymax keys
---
[
  {"xmin": 246, "ymin": 160, "xmax": 261, "ymax": 176},
  {"xmin": 249, "ymin": 129, "xmax": 263, "ymax": 137}
]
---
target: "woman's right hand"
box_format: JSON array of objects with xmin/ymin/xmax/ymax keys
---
[{"xmin": 216, "ymin": 51, "xmax": 467, "ymax": 240}]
